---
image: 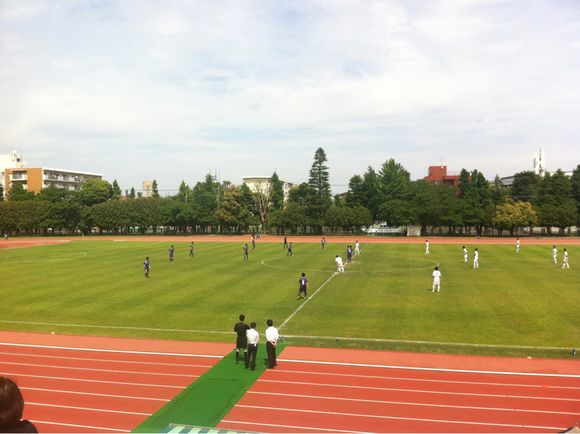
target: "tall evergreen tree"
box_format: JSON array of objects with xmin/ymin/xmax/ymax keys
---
[
  {"xmin": 112, "ymin": 180, "xmax": 122, "ymax": 200},
  {"xmin": 152, "ymin": 180, "xmax": 160, "ymax": 198},
  {"xmin": 176, "ymin": 181, "xmax": 190, "ymax": 203},
  {"xmin": 346, "ymin": 175, "xmax": 364, "ymax": 206},
  {"xmin": 270, "ymin": 172, "xmax": 284, "ymax": 210},
  {"xmin": 307, "ymin": 147, "xmax": 332, "ymax": 205},
  {"xmin": 129, "ymin": 187, "xmax": 136, "ymax": 199},
  {"xmin": 511, "ymin": 171, "xmax": 542, "ymax": 202}
]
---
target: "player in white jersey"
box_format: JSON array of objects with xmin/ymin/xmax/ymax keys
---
[
  {"xmin": 425, "ymin": 240, "xmax": 430, "ymax": 255},
  {"xmin": 431, "ymin": 266, "xmax": 441, "ymax": 293},
  {"xmin": 462, "ymin": 246, "xmax": 468, "ymax": 263},
  {"xmin": 335, "ymin": 255, "xmax": 344, "ymax": 272},
  {"xmin": 562, "ymin": 248, "xmax": 570, "ymax": 269},
  {"xmin": 354, "ymin": 241, "xmax": 360, "ymax": 256},
  {"xmin": 552, "ymin": 245, "xmax": 558, "ymax": 264},
  {"xmin": 516, "ymin": 238, "xmax": 520, "ymax": 254},
  {"xmin": 473, "ymin": 248, "xmax": 479, "ymax": 269}
]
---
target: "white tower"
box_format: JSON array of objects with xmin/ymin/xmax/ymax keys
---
[{"xmin": 533, "ymin": 148, "xmax": 546, "ymax": 176}]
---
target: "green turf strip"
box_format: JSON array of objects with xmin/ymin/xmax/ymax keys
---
[{"xmin": 133, "ymin": 345, "xmax": 284, "ymax": 433}]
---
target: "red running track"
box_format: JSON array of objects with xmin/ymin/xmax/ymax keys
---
[
  {"xmin": 0, "ymin": 331, "xmax": 231, "ymax": 433},
  {"xmin": 218, "ymin": 346, "xmax": 580, "ymax": 433}
]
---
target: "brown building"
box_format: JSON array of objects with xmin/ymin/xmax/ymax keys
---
[
  {"xmin": 4, "ymin": 167, "xmax": 102, "ymax": 196},
  {"xmin": 424, "ymin": 166, "xmax": 459, "ymax": 189}
]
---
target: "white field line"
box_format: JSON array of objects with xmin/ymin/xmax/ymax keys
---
[
  {"xmin": 279, "ymin": 243, "xmax": 368, "ymax": 331},
  {"xmin": 235, "ymin": 404, "xmax": 565, "ymax": 431},
  {"xmin": 277, "ymin": 358, "xmax": 580, "ymax": 378},
  {"xmin": 269, "ymin": 368, "xmax": 580, "ymax": 390},
  {"xmin": 0, "ymin": 360, "xmax": 197, "ymax": 378},
  {"xmin": 220, "ymin": 419, "xmax": 365, "ymax": 434},
  {"xmin": 0, "ymin": 319, "xmax": 232, "ymax": 335},
  {"xmin": 0, "ymin": 350, "xmax": 213, "ymax": 368},
  {"xmin": 248, "ymin": 391, "xmax": 578, "ymax": 416},
  {"xmin": 0, "ymin": 371, "xmax": 187, "ymax": 389},
  {"xmin": 0, "ymin": 342, "xmax": 223, "ymax": 359},
  {"xmin": 21, "ymin": 386, "xmax": 168, "ymax": 402},
  {"xmin": 31, "ymin": 419, "xmax": 129, "ymax": 432},
  {"xmin": 27, "ymin": 401, "xmax": 150, "ymax": 416},
  {"xmin": 258, "ymin": 379, "xmax": 580, "ymax": 402}
]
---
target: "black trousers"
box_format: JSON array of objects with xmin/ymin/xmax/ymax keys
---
[
  {"xmin": 266, "ymin": 342, "xmax": 277, "ymax": 368},
  {"xmin": 247, "ymin": 344, "xmax": 258, "ymax": 370}
]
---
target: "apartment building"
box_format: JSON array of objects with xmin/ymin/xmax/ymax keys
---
[
  {"xmin": 4, "ymin": 167, "xmax": 103, "ymax": 196},
  {"xmin": 242, "ymin": 176, "xmax": 294, "ymax": 203}
]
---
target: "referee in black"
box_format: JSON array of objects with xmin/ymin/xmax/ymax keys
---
[{"xmin": 233, "ymin": 314, "xmax": 250, "ymax": 364}]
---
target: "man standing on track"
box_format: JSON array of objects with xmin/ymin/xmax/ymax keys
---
[
  {"xmin": 265, "ymin": 319, "xmax": 279, "ymax": 369},
  {"xmin": 431, "ymin": 266, "xmax": 441, "ymax": 293},
  {"xmin": 425, "ymin": 240, "xmax": 430, "ymax": 255},
  {"xmin": 321, "ymin": 237, "xmax": 326, "ymax": 250},
  {"xmin": 297, "ymin": 272, "xmax": 308, "ymax": 300},
  {"xmin": 246, "ymin": 322, "xmax": 259, "ymax": 370},
  {"xmin": 251, "ymin": 235, "xmax": 256, "ymax": 251},
  {"xmin": 169, "ymin": 245, "xmax": 175, "ymax": 263},
  {"xmin": 473, "ymin": 248, "xmax": 479, "ymax": 269},
  {"xmin": 283, "ymin": 236, "xmax": 288, "ymax": 249},
  {"xmin": 233, "ymin": 314, "xmax": 250, "ymax": 365},
  {"xmin": 462, "ymin": 246, "xmax": 468, "ymax": 264},
  {"xmin": 143, "ymin": 257, "xmax": 150, "ymax": 278}
]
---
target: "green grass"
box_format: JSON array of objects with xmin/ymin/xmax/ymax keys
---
[{"xmin": 0, "ymin": 240, "xmax": 578, "ymax": 358}]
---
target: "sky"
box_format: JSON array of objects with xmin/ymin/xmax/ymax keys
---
[{"xmin": 1, "ymin": 0, "xmax": 580, "ymax": 194}]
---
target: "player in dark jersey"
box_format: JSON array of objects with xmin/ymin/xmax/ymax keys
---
[
  {"xmin": 297, "ymin": 272, "xmax": 308, "ymax": 300},
  {"xmin": 321, "ymin": 237, "xmax": 326, "ymax": 250},
  {"xmin": 189, "ymin": 241, "xmax": 194, "ymax": 257},
  {"xmin": 143, "ymin": 257, "xmax": 150, "ymax": 278},
  {"xmin": 283, "ymin": 236, "xmax": 288, "ymax": 248},
  {"xmin": 169, "ymin": 245, "xmax": 175, "ymax": 263},
  {"xmin": 243, "ymin": 244, "xmax": 249, "ymax": 261},
  {"xmin": 347, "ymin": 245, "xmax": 353, "ymax": 263},
  {"xmin": 233, "ymin": 314, "xmax": 250, "ymax": 364}
]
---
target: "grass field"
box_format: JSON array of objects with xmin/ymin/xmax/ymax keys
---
[{"xmin": 1, "ymin": 239, "xmax": 578, "ymax": 358}]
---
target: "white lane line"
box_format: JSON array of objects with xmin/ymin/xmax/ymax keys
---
[
  {"xmin": 0, "ymin": 319, "xmax": 232, "ymax": 335},
  {"xmin": 279, "ymin": 272, "xmax": 338, "ymax": 331},
  {"xmin": 220, "ymin": 419, "xmax": 365, "ymax": 433},
  {"xmin": 0, "ymin": 342, "xmax": 223, "ymax": 359},
  {"xmin": 31, "ymin": 419, "xmax": 130, "ymax": 432},
  {"xmin": 268, "ymin": 368, "xmax": 580, "ymax": 390},
  {"xmin": 236, "ymin": 404, "xmax": 565, "ymax": 431},
  {"xmin": 258, "ymin": 379, "xmax": 580, "ymax": 402},
  {"xmin": 248, "ymin": 391, "xmax": 579, "ymax": 416},
  {"xmin": 0, "ymin": 350, "xmax": 214, "ymax": 368},
  {"xmin": 279, "ymin": 243, "xmax": 368, "ymax": 331},
  {"xmin": 28, "ymin": 401, "xmax": 151, "ymax": 416},
  {"xmin": 0, "ymin": 361, "xmax": 199, "ymax": 378},
  {"xmin": 0, "ymin": 372, "xmax": 188, "ymax": 389},
  {"xmin": 21, "ymin": 386, "xmax": 168, "ymax": 402},
  {"xmin": 277, "ymin": 358, "xmax": 580, "ymax": 378}
]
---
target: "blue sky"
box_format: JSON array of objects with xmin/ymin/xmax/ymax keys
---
[{"xmin": 1, "ymin": 0, "xmax": 579, "ymax": 194}]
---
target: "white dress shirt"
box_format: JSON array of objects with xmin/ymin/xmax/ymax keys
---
[
  {"xmin": 265, "ymin": 326, "xmax": 279, "ymax": 345},
  {"xmin": 247, "ymin": 328, "xmax": 259, "ymax": 345}
]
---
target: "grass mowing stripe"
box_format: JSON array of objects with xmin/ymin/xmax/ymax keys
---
[{"xmin": 133, "ymin": 345, "xmax": 285, "ymax": 433}]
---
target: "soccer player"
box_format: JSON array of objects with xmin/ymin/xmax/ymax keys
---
[
  {"xmin": 287, "ymin": 242, "xmax": 293, "ymax": 256},
  {"xmin": 143, "ymin": 257, "xmax": 150, "ymax": 278},
  {"xmin": 169, "ymin": 245, "xmax": 175, "ymax": 263},
  {"xmin": 233, "ymin": 314, "xmax": 250, "ymax": 364},
  {"xmin": 297, "ymin": 272, "xmax": 308, "ymax": 300},
  {"xmin": 562, "ymin": 248, "xmax": 570, "ymax": 269},
  {"xmin": 189, "ymin": 241, "xmax": 194, "ymax": 257},
  {"xmin": 321, "ymin": 237, "xmax": 326, "ymax": 250},
  {"xmin": 243, "ymin": 244, "xmax": 249, "ymax": 261},
  {"xmin": 251, "ymin": 235, "xmax": 256, "ymax": 251},
  {"xmin": 473, "ymin": 248, "xmax": 479, "ymax": 269},
  {"xmin": 355, "ymin": 240, "xmax": 360, "ymax": 256},
  {"xmin": 431, "ymin": 266, "xmax": 441, "ymax": 293},
  {"xmin": 346, "ymin": 245, "xmax": 353, "ymax": 263},
  {"xmin": 335, "ymin": 255, "xmax": 344, "ymax": 272},
  {"xmin": 552, "ymin": 245, "xmax": 558, "ymax": 264},
  {"xmin": 283, "ymin": 236, "xmax": 288, "ymax": 248},
  {"xmin": 425, "ymin": 240, "xmax": 430, "ymax": 255},
  {"xmin": 516, "ymin": 238, "xmax": 520, "ymax": 254},
  {"xmin": 246, "ymin": 322, "xmax": 259, "ymax": 370},
  {"xmin": 462, "ymin": 246, "xmax": 468, "ymax": 263}
]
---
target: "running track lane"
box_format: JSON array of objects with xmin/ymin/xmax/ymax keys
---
[
  {"xmin": 218, "ymin": 347, "xmax": 580, "ymax": 433},
  {"xmin": 0, "ymin": 331, "xmax": 231, "ymax": 433}
]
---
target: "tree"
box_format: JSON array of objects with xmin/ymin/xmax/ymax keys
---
[
  {"xmin": 360, "ymin": 167, "xmax": 382, "ymax": 220},
  {"xmin": 306, "ymin": 147, "xmax": 332, "ymax": 232},
  {"xmin": 78, "ymin": 179, "xmax": 113, "ymax": 206},
  {"xmin": 112, "ymin": 180, "xmax": 122, "ymax": 200},
  {"xmin": 492, "ymin": 200, "xmax": 538, "ymax": 235},
  {"xmin": 378, "ymin": 159, "xmax": 411, "ymax": 201},
  {"xmin": 346, "ymin": 175, "xmax": 364, "ymax": 207},
  {"xmin": 571, "ymin": 164, "xmax": 580, "ymax": 224},
  {"xmin": 0, "ymin": 184, "xmax": 4, "ymax": 202},
  {"xmin": 536, "ymin": 170, "xmax": 576, "ymax": 233},
  {"xmin": 129, "ymin": 187, "xmax": 136, "ymax": 199},
  {"xmin": 270, "ymin": 172, "xmax": 284, "ymax": 210},
  {"xmin": 152, "ymin": 180, "xmax": 160, "ymax": 198},
  {"xmin": 511, "ymin": 171, "xmax": 542, "ymax": 202},
  {"xmin": 7, "ymin": 183, "xmax": 35, "ymax": 201}
]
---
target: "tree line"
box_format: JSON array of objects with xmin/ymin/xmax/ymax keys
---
[{"xmin": 0, "ymin": 148, "xmax": 579, "ymax": 236}]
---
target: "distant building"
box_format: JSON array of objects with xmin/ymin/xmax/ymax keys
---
[
  {"xmin": 501, "ymin": 148, "xmax": 571, "ymax": 186},
  {"xmin": 424, "ymin": 166, "xmax": 460, "ymax": 189},
  {"xmin": 0, "ymin": 151, "xmax": 24, "ymax": 196},
  {"xmin": 4, "ymin": 167, "xmax": 103, "ymax": 196},
  {"xmin": 242, "ymin": 176, "xmax": 294, "ymax": 203},
  {"xmin": 142, "ymin": 180, "xmax": 153, "ymax": 198}
]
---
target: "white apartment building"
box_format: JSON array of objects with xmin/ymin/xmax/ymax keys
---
[{"xmin": 242, "ymin": 176, "xmax": 294, "ymax": 203}]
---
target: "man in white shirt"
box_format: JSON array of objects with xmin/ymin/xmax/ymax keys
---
[
  {"xmin": 354, "ymin": 241, "xmax": 360, "ymax": 256},
  {"xmin": 265, "ymin": 319, "xmax": 279, "ymax": 369},
  {"xmin": 516, "ymin": 238, "xmax": 520, "ymax": 254},
  {"xmin": 473, "ymin": 248, "xmax": 479, "ymax": 269},
  {"xmin": 562, "ymin": 248, "xmax": 570, "ymax": 270},
  {"xmin": 245, "ymin": 322, "xmax": 259, "ymax": 370},
  {"xmin": 425, "ymin": 240, "xmax": 430, "ymax": 255},
  {"xmin": 462, "ymin": 246, "xmax": 468, "ymax": 263},
  {"xmin": 431, "ymin": 266, "xmax": 441, "ymax": 293},
  {"xmin": 335, "ymin": 255, "xmax": 344, "ymax": 272},
  {"xmin": 552, "ymin": 245, "xmax": 558, "ymax": 264}
]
